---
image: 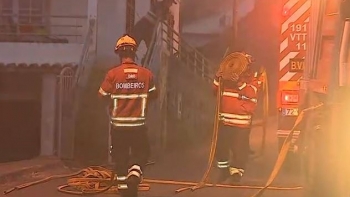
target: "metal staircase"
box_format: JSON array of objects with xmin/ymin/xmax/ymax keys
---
[
  {"xmin": 159, "ymin": 21, "xmax": 214, "ymax": 82},
  {"xmin": 125, "ymin": 0, "xmax": 214, "ymax": 82}
]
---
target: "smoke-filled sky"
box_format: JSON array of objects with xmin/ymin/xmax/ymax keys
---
[
  {"xmin": 181, "ymin": 0, "xmax": 256, "ymax": 34},
  {"xmin": 181, "ymin": 0, "xmax": 256, "ymax": 23}
]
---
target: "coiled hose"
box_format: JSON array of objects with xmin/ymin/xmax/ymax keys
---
[{"xmin": 216, "ymin": 52, "xmax": 250, "ymax": 82}]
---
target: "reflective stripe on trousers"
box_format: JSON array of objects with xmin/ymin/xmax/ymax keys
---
[
  {"xmin": 217, "ymin": 161, "xmax": 230, "ymax": 169},
  {"xmin": 110, "ymin": 117, "xmax": 146, "ymax": 127},
  {"xmin": 116, "ymin": 176, "xmax": 128, "ymax": 189},
  {"xmin": 118, "ymin": 183, "xmax": 128, "ymax": 189}
]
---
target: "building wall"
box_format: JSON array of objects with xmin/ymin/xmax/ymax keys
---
[
  {"xmin": 0, "ymin": 43, "xmax": 82, "ymax": 64},
  {"xmin": 49, "ymin": 0, "xmax": 88, "ymax": 43},
  {"xmin": 0, "ymin": 72, "xmax": 42, "ymax": 101},
  {"xmin": 165, "ymin": 56, "xmax": 215, "ymax": 151}
]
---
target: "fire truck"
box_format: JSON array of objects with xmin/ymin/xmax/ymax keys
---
[
  {"xmin": 300, "ymin": 0, "xmax": 350, "ymax": 196},
  {"xmin": 277, "ymin": 0, "xmax": 311, "ymax": 153}
]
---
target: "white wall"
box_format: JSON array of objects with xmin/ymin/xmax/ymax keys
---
[
  {"xmin": 50, "ymin": 0, "xmax": 88, "ymax": 43},
  {"xmin": 134, "ymin": 0, "xmax": 151, "ymax": 64},
  {"xmin": 95, "ymin": 0, "xmax": 127, "ymax": 67},
  {"xmin": 0, "ymin": 43, "xmax": 82, "ymax": 64}
]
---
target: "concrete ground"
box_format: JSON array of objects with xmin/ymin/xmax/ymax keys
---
[{"xmin": 0, "ymin": 119, "xmax": 305, "ymax": 197}]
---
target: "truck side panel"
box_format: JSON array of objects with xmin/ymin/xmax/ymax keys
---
[
  {"xmin": 277, "ymin": 0, "xmax": 311, "ymax": 149},
  {"xmin": 303, "ymin": 0, "xmax": 341, "ymax": 93}
]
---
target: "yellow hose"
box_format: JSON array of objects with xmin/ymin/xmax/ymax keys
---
[
  {"xmin": 217, "ymin": 52, "xmax": 250, "ymax": 82},
  {"xmin": 3, "ymin": 165, "xmax": 303, "ymax": 196},
  {"xmin": 257, "ymin": 66, "xmax": 269, "ymax": 156},
  {"xmin": 250, "ymin": 103, "xmax": 324, "ymax": 197}
]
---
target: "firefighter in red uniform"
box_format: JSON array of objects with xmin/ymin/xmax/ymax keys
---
[
  {"xmin": 213, "ymin": 65, "xmax": 258, "ymax": 183},
  {"xmin": 98, "ymin": 34, "xmax": 157, "ymax": 197}
]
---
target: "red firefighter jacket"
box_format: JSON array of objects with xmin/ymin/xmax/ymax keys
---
[
  {"xmin": 213, "ymin": 75, "xmax": 258, "ymax": 128},
  {"xmin": 248, "ymin": 71, "xmax": 263, "ymax": 94},
  {"xmin": 98, "ymin": 61, "xmax": 157, "ymax": 127}
]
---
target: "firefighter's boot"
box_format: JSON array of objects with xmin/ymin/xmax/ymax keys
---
[
  {"xmin": 125, "ymin": 175, "xmax": 140, "ymax": 197},
  {"xmin": 215, "ymin": 168, "xmax": 230, "ymax": 184},
  {"xmin": 224, "ymin": 167, "xmax": 243, "ymax": 184}
]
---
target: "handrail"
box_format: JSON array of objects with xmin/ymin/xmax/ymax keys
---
[
  {"xmin": 75, "ymin": 18, "xmax": 95, "ymax": 86},
  {"xmin": 160, "ymin": 21, "xmax": 212, "ymax": 64},
  {"xmin": 160, "ymin": 22, "xmax": 214, "ymax": 81},
  {"xmin": 139, "ymin": 10, "xmax": 214, "ymax": 82},
  {"xmin": 146, "ymin": 10, "xmax": 212, "ymax": 66}
]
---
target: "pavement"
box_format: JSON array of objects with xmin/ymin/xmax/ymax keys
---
[
  {"xmin": 0, "ymin": 118, "xmax": 305, "ymax": 197},
  {"xmin": 0, "ymin": 156, "xmax": 65, "ymax": 185}
]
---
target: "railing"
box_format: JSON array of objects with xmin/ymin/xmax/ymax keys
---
[
  {"xmin": 75, "ymin": 18, "xmax": 95, "ymax": 86},
  {"xmin": 0, "ymin": 14, "xmax": 88, "ymax": 43},
  {"xmin": 160, "ymin": 21, "xmax": 214, "ymax": 82}
]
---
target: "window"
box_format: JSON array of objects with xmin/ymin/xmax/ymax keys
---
[
  {"xmin": 0, "ymin": 0, "xmax": 14, "ymax": 33},
  {"xmin": 0, "ymin": 0, "xmax": 47, "ymax": 34},
  {"xmin": 18, "ymin": 0, "xmax": 46, "ymax": 25}
]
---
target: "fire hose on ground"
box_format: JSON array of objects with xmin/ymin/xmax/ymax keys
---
[
  {"xmin": 2, "ymin": 55, "xmax": 324, "ymax": 196},
  {"xmin": 2, "ymin": 81, "xmax": 323, "ymax": 196}
]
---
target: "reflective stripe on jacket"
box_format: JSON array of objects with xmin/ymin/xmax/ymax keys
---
[
  {"xmin": 213, "ymin": 75, "xmax": 257, "ymax": 128},
  {"xmin": 249, "ymin": 71, "xmax": 263, "ymax": 94}
]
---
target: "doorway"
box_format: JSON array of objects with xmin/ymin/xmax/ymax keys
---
[{"xmin": 0, "ymin": 100, "xmax": 41, "ymax": 162}]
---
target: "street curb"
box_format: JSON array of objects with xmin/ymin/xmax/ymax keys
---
[{"xmin": 0, "ymin": 160, "xmax": 63, "ymax": 184}]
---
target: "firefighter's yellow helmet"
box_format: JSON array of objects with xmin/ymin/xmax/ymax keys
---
[{"xmin": 115, "ymin": 34, "xmax": 137, "ymax": 51}]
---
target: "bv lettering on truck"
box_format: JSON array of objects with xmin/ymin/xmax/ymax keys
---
[{"xmin": 289, "ymin": 58, "xmax": 304, "ymax": 72}]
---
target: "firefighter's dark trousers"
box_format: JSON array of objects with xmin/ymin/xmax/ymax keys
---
[
  {"xmin": 215, "ymin": 124, "xmax": 250, "ymax": 175},
  {"xmin": 111, "ymin": 125, "xmax": 150, "ymax": 197},
  {"xmin": 248, "ymin": 118, "xmax": 253, "ymax": 151}
]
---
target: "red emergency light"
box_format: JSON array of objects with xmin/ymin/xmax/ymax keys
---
[{"xmin": 281, "ymin": 90, "xmax": 299, "ymax": 104}]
